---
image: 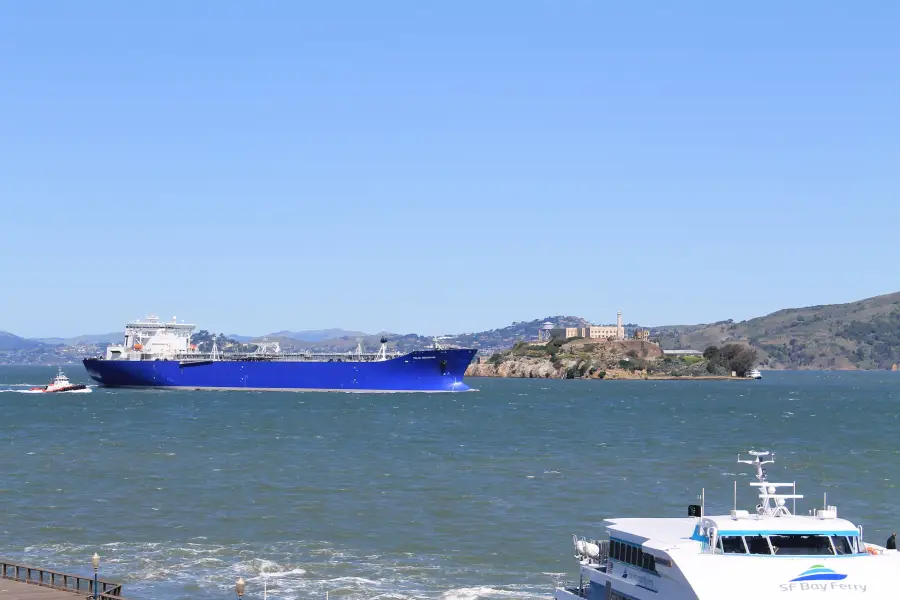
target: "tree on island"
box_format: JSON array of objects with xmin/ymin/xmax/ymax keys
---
[{"xmin": 704, "ymin": 343, "xmax": 758, "ymax": 376}]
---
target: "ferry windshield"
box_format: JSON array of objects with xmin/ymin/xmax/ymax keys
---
[
  {"xmin": 770, "ymin": 534, "xmax": 834, "ymax": 555},
  {"xmin": 716, "ymin": 534, "xmax": 866, "ymax": 556},
  {"xmin": 719, "ymin": 536, "xmax": 747, "ymax": 554},
  {"xmin": 745, "ymin": 535, "xmax": 772, "ymax": 555},
  {"xmin": 832, "ymin": 535, "xmax": 854, "ymax": 555}
]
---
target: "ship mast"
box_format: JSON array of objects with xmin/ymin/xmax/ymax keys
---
[
  {"xmin": 376, "ymin": 336, "xmax": 388, "ymax": 361},
  {"xmin": 737, "ymin": 450, "xmax": 802, "ymax": 517}
]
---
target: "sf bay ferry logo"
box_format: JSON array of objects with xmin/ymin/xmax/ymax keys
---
[
  {"xmin": 791, "ymin": 565, "xmax": 847, "ymax": 582},
  {"xmin": 780, "ymin": 565, "xmax": 866, "ymax": 593}
]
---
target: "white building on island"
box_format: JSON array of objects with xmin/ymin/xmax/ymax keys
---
[{"xmin": 546, "ymin": 311, "xmax": 626, "ymax": 341}]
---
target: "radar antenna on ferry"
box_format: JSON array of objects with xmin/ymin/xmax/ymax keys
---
[
  {"xmin": 737, "ymin": 450, "xmax": 775, "ymax": 482},
  {"xmin": 737, "ymin": 450, "xmax": 802, "ymax": 517}
]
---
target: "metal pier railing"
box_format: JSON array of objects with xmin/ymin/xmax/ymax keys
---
[{"xmin": 0, "ymin": 559, "xmax": 127, "ymax": 599}]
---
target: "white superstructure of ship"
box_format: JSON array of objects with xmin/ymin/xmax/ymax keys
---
[{"xmin": 102, "ymin": 314, "xmax": 401, "ymax": 363}]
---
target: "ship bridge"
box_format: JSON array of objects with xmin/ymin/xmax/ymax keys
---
[{"xmin": 107, "ymin": 314, "xmax": 196, "ymax": 359}]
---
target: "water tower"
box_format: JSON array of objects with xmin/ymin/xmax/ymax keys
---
[{"xmin": 538, "ymin": 322, "xmax": 554, "ymax": 342}]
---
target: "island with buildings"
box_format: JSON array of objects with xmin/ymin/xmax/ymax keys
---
[{"xmin": 465, "ymin": 311, "xmax": 757, "ymax": 380}]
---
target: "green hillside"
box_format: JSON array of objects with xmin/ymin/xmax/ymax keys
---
[{"xmin": 653, "ymin": 291, "xmax": 900, "ymax": 369}]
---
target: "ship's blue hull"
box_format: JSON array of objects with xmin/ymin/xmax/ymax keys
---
[{"xmin": 83, "ymin": 349, "xmax": 477, "ymax": 392}]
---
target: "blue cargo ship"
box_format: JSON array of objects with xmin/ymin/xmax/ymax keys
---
[{"xmin": 83, "ymin": 315, "xmax": 476, "ymax": 392}]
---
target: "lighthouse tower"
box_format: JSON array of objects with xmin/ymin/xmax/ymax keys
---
[{"xmin": 616, "ymin": 311, "xmax": 624, "ymax": 340}]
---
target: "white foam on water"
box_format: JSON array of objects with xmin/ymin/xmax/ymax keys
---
[
  {"xmin": 439, "ymin": 586, "xmax": 543, "ymax": 600},
  {"xmin": 10, "ymin": 535, "xmax": 552, "ymax": 599}
]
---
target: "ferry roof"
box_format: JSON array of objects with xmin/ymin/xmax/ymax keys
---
[
  {"xmin": 606, "ymin": 514, "xmax": 860, "ymax": 546},
  {"xmin": 606, "ymin": 517, "xmax": 698, "ymax": 545},
  {"xmin": 706, "ymin": 513, "xmax": 859, "ymax": 535}
]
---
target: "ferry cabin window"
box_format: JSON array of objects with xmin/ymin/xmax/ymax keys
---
[
  {"xmin": 745, "ymin": 535, "xmax": 773, "ymax": 555},
  {"xmin": 831, "ymin": 535, "xmax": 853, "ymax": 555},
  {"xmin": 718, "ymin": 535, "xmax": 748, "ymax": 554},
  {"xmin": 610, "ymin": 539, "xmax": 657, "ymax": 573},
  {"xmin": 769, "ymin": 534, "xmax": 834, "ymax": 556}
]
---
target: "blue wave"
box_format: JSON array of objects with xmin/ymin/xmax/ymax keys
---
[
  {"xmin": 790, "ymin": 565, "xmax": 847, "ymax": 582},
  {"xmin": 792, "ymin": 573, "xmax": 847, "ymax": 582}
]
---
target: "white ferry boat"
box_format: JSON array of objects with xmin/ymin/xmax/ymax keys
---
[
  {"xmin": 555, "ymin": 451, "xmax": 899, "ymax": 599},
  {"xmin": 746, "ymin": 368, "xmax": 762, "ymax": 379}
]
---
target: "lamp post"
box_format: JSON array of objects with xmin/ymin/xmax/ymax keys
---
[
  {"xmin": 91, "ymin": 553, "xmax": 100, "ymax": 600},
  {"xmin": 235, "ymin": 577, "xmax": 246, "ymax": 600}
]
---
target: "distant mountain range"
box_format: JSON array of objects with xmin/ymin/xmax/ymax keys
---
[
  {"xmin": 1, "ymin": 328, "xmax": 369, "ymax": 351},
  {"xmin": 248, "ymin": 328, "xmax": 369, "ymax": 342},
  {"xmin": 2, "ymin": 292, "xmax": 899, "ymax": 369},
  {"xmin": 0, "ymin": 331, "xmax": 44, "ymax": 351},
  {"xmin": 31, "ymin": 333, "xmax": 122, "ymax": 346}
]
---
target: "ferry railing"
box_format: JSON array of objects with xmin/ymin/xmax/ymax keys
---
[
  {"xmin": 0, "ymin": 559, "xmax": 127, "ymax": 599},
  {"xmin": 576, "ymin": 539, "xmax": 610, "ymax": 570},
  {"xmin": 557, "ymin": 580, "xmax": 589, "ymax": 598},
  {"xmin": 596, "ymin": 539, "xmax": 610, "ymax": 565}
]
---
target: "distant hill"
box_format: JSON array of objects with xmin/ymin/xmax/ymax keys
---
[
  {"xmin": 226, "ymin": 334, "xmax": 255, "ymax": 342},
  {"xmin": 652, "ymin": 291, "xmax": 900, "ymax": 369},
  {"xmin": 252, "ymin": 331, "xmax": 419, "ymax": 353},
  {"xmin": 0, "ymin": 331, "xmax": 45, "ymax": 351},
  {"xmin": 264, "ymin": 328, "xmax": 369, "ymax": 342},
  {"xmin": 31, "ymin": 333, "xmax": 121, "ymax": 346},
  {"xmin": 437, "ymin": 316, "xmax": 592, "ymax": 351}
]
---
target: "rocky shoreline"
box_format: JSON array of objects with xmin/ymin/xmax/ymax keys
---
[
  {"xmin": 464, "ymin": 338, "xmax": 756, "ymax": 381},
  {"xmin": 465, "ymin": 362, "xmax": 737, "ymax": 381}
]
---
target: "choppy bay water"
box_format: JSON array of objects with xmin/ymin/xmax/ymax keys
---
[{"xmin": 1, "ymin": 366, "xmax": 899, "ymax": 600}]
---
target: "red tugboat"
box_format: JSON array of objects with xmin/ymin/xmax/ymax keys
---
[{"xmin": 30, "ymin": 368, "xmax": 88, "ymax": 393}]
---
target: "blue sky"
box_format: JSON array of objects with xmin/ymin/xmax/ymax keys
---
[{"xmin": 2, "ymin": 2, "xmax": 898, "ymax": 338}]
